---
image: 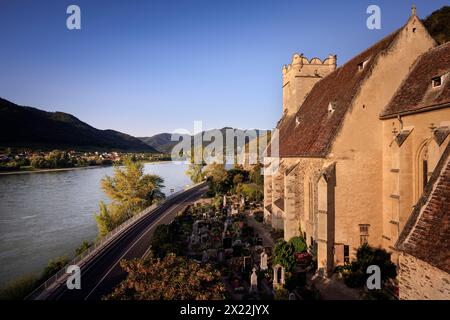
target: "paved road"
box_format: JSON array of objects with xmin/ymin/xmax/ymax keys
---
[{"xmin": 45, "ymin": 184, "xmax": 207, "ymax": 300}]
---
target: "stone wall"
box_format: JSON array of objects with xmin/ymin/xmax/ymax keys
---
[
  {"xmin": 329, "ymin": 14, "xmax": 436, "ymax": 257},
  {"xmin": 398, "ymin": 252, "xmax": 450, "ymax": 300},
  {"xmin": 282, "ymin": 54, "xmax": 336, "ymax": 116},
  {"xmin": 381, "ymin": 110, "xmax": 450, "ymax": 250}
]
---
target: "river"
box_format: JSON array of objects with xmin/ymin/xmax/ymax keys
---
[{"xmin": 0, "ymin": 162, "xmax": 191, "ymax": 288}]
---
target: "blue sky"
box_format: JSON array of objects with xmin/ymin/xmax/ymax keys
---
[{"xmin": 0, "ymin": 0, "xmax": 447, "ymax": 136}]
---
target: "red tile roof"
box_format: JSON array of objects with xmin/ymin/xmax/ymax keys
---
[
  {"xmin": 380, "ymin": 42, "xmax": 450, "ymax": 119},
  {"xmin": 273, "ymin": 29, "xmax": 401, "ymax": 157},
  {"xmin": 396, "ymin": 143, "xmax": 450, "ymax": 273}
]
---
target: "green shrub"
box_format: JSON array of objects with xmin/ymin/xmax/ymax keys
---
[
  {"xmin": 0, "ymin": 161, "xmax": 20, "ymax": 171},
  {"xmin": 344, "ymin": 269, "xmax": 366, "ymax": 288},
  {"xmin": 150, "ymin": 225, "xmax": 170, "ymax": 257},
  {"xmin": 41, "ymin": 256, "xmax": 70, "ymax": 281},
  {"xmin": 75, "ymin": 240, "xmax": 91, "ymax": 256},
  {"xmin": 273, "ymin": 240, "xmax": 296, "ymax": 272},
  {"xmin": 0, "ymin": 275, "xmax": 38, "ymax": 300},
  {"xmin": 274, "ymin": 287, "xmax": 290, "ymax": 300},
  {"xmin": 288, "ymin": 236, "xmax": 307, "ymax": 253}
]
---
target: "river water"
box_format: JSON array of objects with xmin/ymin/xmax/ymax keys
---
[{"xmin": 0, "ymin": 162, "xmax": 191, "ymax": 287}]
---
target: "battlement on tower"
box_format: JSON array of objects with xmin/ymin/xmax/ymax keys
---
[
  {"xmin": 282, "ymin": 53, "xmax": 337, "ymax": 116},
  {"xmin": 282, "ymin": 53, "xmax": 337, "ymax": 75}
]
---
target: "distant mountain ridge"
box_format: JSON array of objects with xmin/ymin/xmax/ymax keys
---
[
  {"xmin": 139, "ymin": 127, "xmax": 268, "ymax": 154},
  {"xmin": 0, "ymin": 98, "xmax": 158, "ymax": 152},
  {"xmin": 138, "ymin": 133, "xmax": 180, "ymax": 154}
]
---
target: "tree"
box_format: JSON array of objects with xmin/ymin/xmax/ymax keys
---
[
  {"xmin": 288, "ymin": 236, "xmax": 307, "ymax": 253},
  {"xmin": 46, "ymin": 150, "xmax": 73, "ymax": 168},
  {"xmin": 232, "ymin": 173, "xmax": 244, "ymax": 187},
  {"xmin": 423, "ymin": 6, "xmax": 450, "ymax": 45},
  {"xmin": 249, "ymin": 163, "xmax": 264, "ymax": 186},
  {"xmin": 0, "ymin": 275, "xmax": 38, "ymax": 300},
  {"xmin": 41, "ymin": 256, "xmax": 70, "ymax": 280},
  {"xmin": 95, "ymin": 159, "xmax": 165, "ymax": 237},
  {"xmin": 185, "ymin": 163, "xmax": 204, "ymax": 183},
  {"xmin": 106, "ymin": 254, "xmax": 226, "ymax": 300},
  {"xmin": 95, "ymin": 201, "xmax": 116, "ymax": 237},
  {"xmin": 237, "ymin": 183, "xmax": 263, "ymax": 201},
  {"xmin": 101, "ymin": 159, "xmax": 165, "ymax": 211},
  {"xmin": 203, "ymin": 163, "xmax": 229, "ymax": 194},
  {"xmin": 30, "ymin": 155, "xmax": 49, "ymax": 169},
  {"xmin": 150, "ymin": 225, "xmax": 174, "ymax": 258},
  {"xmin": 273, "ymin": 240, "xmax": 296, "ymax": 272},
  {"xmin": 75, "ymin": 240, "xmax": 91, "ymax": 256}
]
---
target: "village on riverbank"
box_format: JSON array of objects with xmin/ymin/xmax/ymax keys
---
[{"xmin": 0, "ymin": 148, "xmax": 170, "ymax": 174}]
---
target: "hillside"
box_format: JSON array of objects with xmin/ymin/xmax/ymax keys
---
[
  {"xmin": 140, "ymin": 128, "xmax": 268, "ymax": 155},
  {"xmin": 0, "ymin": 98, "xmax": 158, "ymax": 152},
  {"xmin": 138, "ymin": 133, "xmax": 182, "ymax": 154}
]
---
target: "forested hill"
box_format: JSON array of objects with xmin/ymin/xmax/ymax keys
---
[{"xmin": 0, "ymin": 98, "xmax": 158, "ymax": 152}]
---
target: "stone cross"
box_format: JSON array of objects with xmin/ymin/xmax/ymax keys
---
[
  {"xmin": 249, "ymin": 268, "xmax": 258, "ymax": 294},
  {"xmin": 260, "ymin": 251, "xmax": 268, "ymax": 271},
  {"xmin": 412, "ymin": 4, "xmax": 416, "ymax": 16},
  {"xmin": 223, "ymin": 195, "xmax": 227, "ymax": 207}
]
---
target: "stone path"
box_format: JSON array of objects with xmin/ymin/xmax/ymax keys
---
[
  {"xmin": 309, "ymin": 273, "xmax": 362, "ymax": 300},
  {"xmin": 246, "ymin": 214, "xmax": 275, "ymax": 248}
]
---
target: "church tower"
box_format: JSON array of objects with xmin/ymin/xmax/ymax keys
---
[{"xmin": 282, "ymin": 54, "xmax": 337, "ymax": 116}]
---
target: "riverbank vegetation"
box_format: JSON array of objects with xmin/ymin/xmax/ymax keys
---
[
  {"xmin": 95, "ymin": 159, "xmax": 165, "ymax": 237},
  {"xmin": 0, "ymin": 255, "xmax": 71, "ymax": 300},
  {"xmin": 0, "ymin": 158, "xmax": 166, "ymax": 299},
  {"xmin": 0, "ymin": 147, "xmax": 170, "ymax": 173}
]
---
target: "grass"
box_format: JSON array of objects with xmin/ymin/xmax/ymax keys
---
[{"xmin": 0, "ymin": 275, "xmax": 39, "ymax": 300}]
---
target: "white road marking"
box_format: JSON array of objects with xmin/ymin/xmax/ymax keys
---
[{"xmin": 84, "ymin": 189, "xmax": 203, "ymax": 299}]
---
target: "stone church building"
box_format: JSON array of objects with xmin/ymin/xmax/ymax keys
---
[{"xmin": 263, "ymin": 8, "xmax": 449, "ymax": 297}]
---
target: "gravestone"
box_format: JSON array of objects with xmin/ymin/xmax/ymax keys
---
[
  {"xmin": 218, "ymin": 250, "xmax": 224, "ymax": 262},
  {"xmin": 260, "ymin": 251, "xmax": 268, "ymax": 271},
  {"xmin": 249, "ymin": 268, "xmax": 258, "ymax": 294},
  {"xmin": 273, "ymin": 264, "xmax": 285, "ymax": 288},
  {"xmin": 256, "ymin": 237, "xmax": 263, "ymax": 246}
]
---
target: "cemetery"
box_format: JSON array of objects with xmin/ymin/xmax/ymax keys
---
[{"xmin": 152, "ymin": 193, "xmax": 321, "ymax": 300}]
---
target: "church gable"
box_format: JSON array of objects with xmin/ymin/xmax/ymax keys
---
[
  {"xmin": 277, "ymin": 29, "xmax": 401, "ymax": 158},
  {"xmin": 380, "ymin": 42, "xmax": 450, "ymax": 119}
]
